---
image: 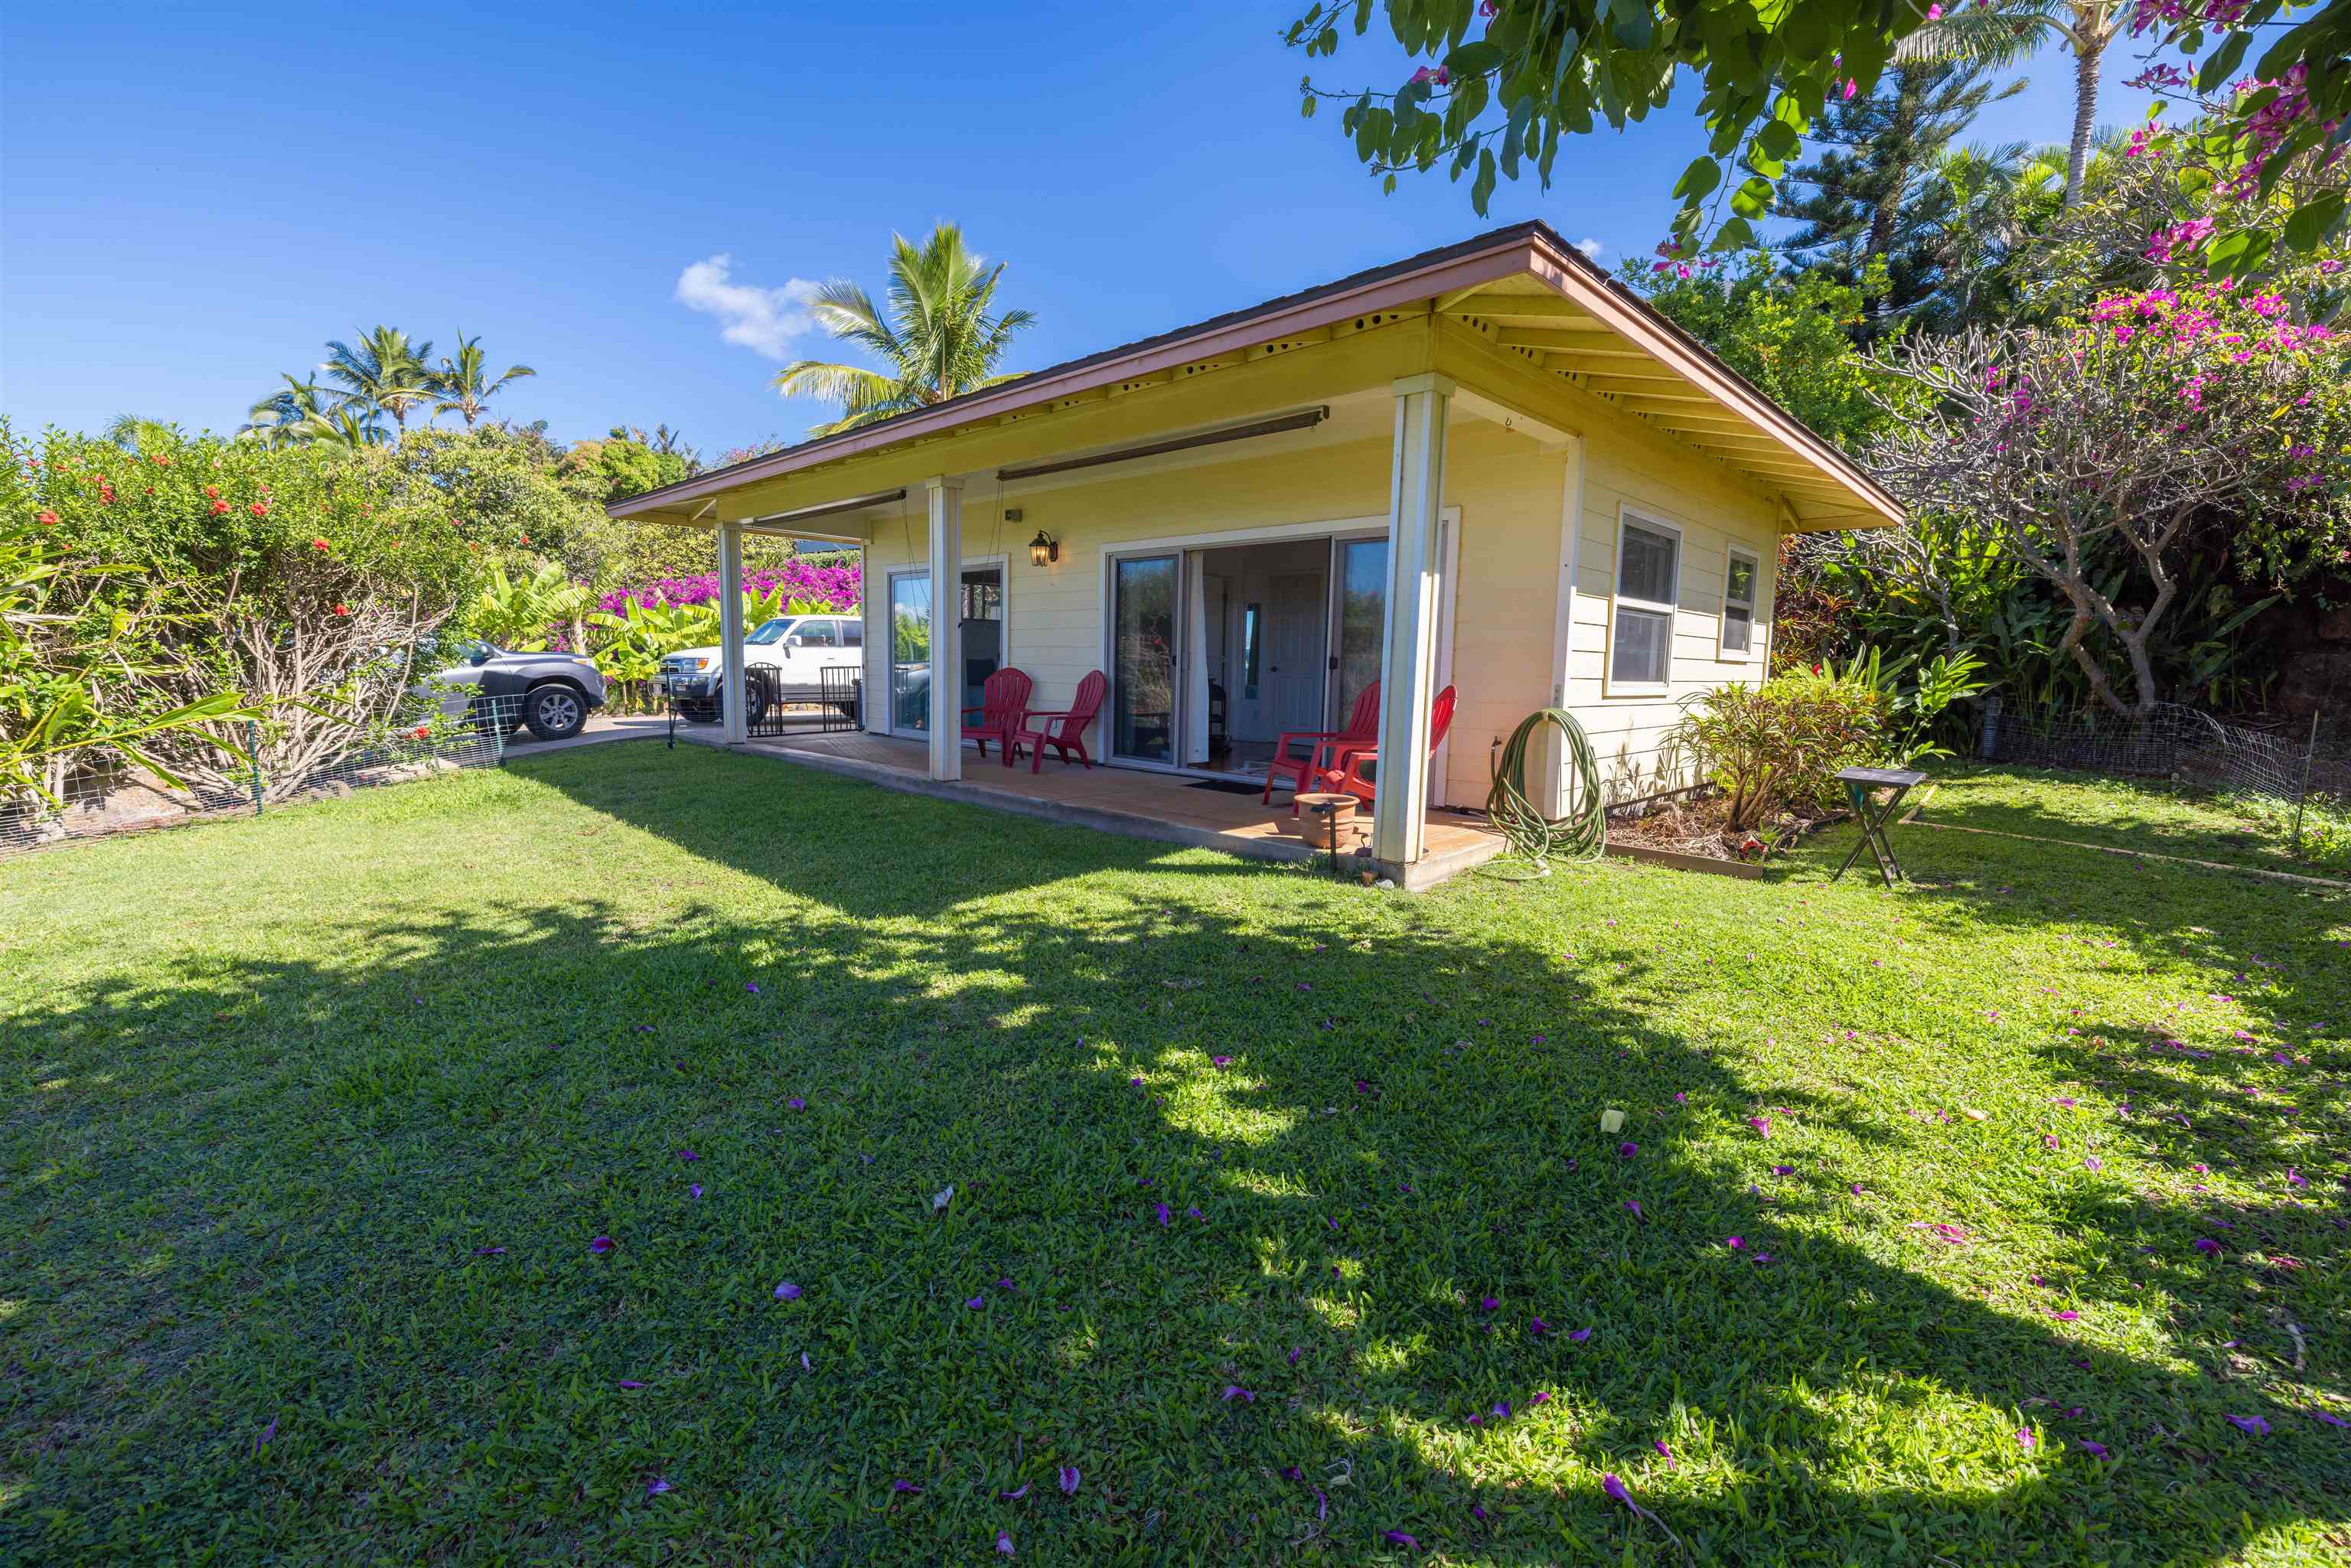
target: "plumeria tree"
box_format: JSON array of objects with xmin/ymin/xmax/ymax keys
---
[{"xmin": 1867, "ymin": 277, "xmax": 2350, "ymax": 716}]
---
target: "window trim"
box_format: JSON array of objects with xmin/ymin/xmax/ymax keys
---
[
  {"xmin": 1604, "ymin": 507, "xmax": 1684, "ymax": 697},
  {"xmin": 1717, "ymin": 542, "xmax": 1762, "ymax": 662}
]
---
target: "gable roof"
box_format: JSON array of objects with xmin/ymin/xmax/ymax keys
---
[{"xmin": 612, "ymin": 220, "xmax": 1899, "ymax": 530}]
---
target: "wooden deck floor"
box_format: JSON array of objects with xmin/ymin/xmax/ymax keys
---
[{"xmin": 733, "ymin": 729, "xmax": 1505, "ymax": 886}]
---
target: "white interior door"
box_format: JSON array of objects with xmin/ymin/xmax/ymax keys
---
[{"xmin": 1264, "ymin": 572, "xmax": 1325, "ymax": 735}]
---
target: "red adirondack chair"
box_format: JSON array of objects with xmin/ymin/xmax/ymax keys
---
[
  {"xmin": 1012, "ymin": 670, "xmax": 1107, "ymax": 773},
  {"xmin": 1264, "ymin": 680, "xmax": 1381, "ymax": 816},
  {"xmin": 961, "ymin": 667, "xmax": 1033, "ymax": 765},
  {"xmin": 1321, "ymin": 685, "xmax": 1456, "ymax": 807}
]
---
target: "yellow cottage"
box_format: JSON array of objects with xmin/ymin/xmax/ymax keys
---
[{"xmin": 609, "ymin": 222, "xmax": 1900, "ymax": 887}]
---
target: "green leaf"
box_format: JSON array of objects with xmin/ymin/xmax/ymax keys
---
[
  {"xmin": 2284, "ymin": 190, "xmax": 2346, "ymax": 253},
  {"xmin": 1606, "ymin": 0, "xmax": 1654, "ymax": 52},
  {"xmin": 1471, "ymin": 145, "xmax": 1498, "ymax": 214},
  {"xmin": 1710, "ymin": 215, "xmax": 1757, "ymax": 250},
  {"xmin": 2195, "ymin": 30, "xmax": 2251, "ymax": 94},
  {"xmin": 1443, "ymin": 39, "xmax": 1503, "ymax": 77},
  {"xmin": 1730, "ymin": 174, "xmax": 1775, "ymax": 218},
  {"xmin": 1673, "ymin": 155, "xmax": 1722, "ymax": 200}
]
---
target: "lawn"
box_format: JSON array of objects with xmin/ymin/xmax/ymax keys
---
[
  {"xmin": 2, "ymin": 745, "xmax": 2345, "ymax": 1566},
  {"xmin": 1913, "ymin": 764, "xmax": 2350, "ymax": 880}
]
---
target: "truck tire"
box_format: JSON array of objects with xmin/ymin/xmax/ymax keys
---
[{"xmin": 523, "ymin": 683, "xmax": 589, "ymax": 741}]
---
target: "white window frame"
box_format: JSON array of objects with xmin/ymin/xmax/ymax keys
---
[
  {"xmin": 1604, "ymin": 506, "xmax": 1683, "ymax": 697},
  {"xmin": 1717, "ymin": 543, "xmax": 1762, "ymax": 662}
]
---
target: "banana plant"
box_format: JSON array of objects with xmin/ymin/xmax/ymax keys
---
[{"xmin": 472, "ymin": 562, "xmax": 591, "ymax": 651}]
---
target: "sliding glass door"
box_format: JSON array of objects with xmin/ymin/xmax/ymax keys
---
[
  {"xmin": 1331, "ymin": 535, "xmax": 1387, "ymax": 727},
  {"xmin": 888, "ymin": 570, "xmax": 932, "ymax": 732},
  {"xmin": 1111, "ymin": 553, "xmax": 1179, "ymax": 763}
]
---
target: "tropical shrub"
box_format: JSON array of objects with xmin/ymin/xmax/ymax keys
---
[
  {"xmin": 0, "ymin": 475, "xmax": 255, "ymax": 806},
  {"xmin": 598, "ymin": 559, "xmax": 861, "ymax": 618},
  {"xmin": 1674, "ymin": 674, "xmax": 1886, "ymax": 832},
  {"xmin": 12, "ymin": 424, "xmax": 478, "ymax": 803}
]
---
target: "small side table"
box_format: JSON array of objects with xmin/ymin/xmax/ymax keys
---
[
  {"xmin": 1293, "ymin": 791, "xmax": 1358, "ymax": 879},
  {"xmin": 1831, "ymin": 767, "xmax": 1927, "ymax": 887}
]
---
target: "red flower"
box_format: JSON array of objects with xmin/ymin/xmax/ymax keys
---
[
  {"xmin": 204, "ymin": 484, "xmax": 220, "ymax": 499},
  {"xmin": 519, "ymin": 535, "xmax": 530, "ymax": 545},
  {"xmin": 210, "ymin": 499, "xmax": 230, "ymax": 515},
  {"xmin": 249, "ymin": 501, "xmax": 269, "ymax": 517},
  {"xmin": 148, "ymin": 454, "xmax": 170, "ymax": 465},
  {"xmin": 310, "ymin": 537, "xmax": 330, "ymax": 551},
  {"xmin": 412, "ymin": 725, "xmax": 431, "ymax": 739},
  {"xmin": 332, "ymin": 603, "xmax": 350, "ymax": 616},
  {"xmin": 35, "ymin": 508, "xmax": 58, "ymax": 526},
  {"xmin": 99, "ymin": 487, "xmax": 115, "ymax": 504}
]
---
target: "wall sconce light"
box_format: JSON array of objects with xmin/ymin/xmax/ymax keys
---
[{"xmin": 1029, "ymin": 529, "xmax": 1059, "ymax": 567}]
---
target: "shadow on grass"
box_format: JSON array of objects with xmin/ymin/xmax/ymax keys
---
[{"xmin": 2, "ymin": 743, "xmax": 2343, "ymax": 1564}]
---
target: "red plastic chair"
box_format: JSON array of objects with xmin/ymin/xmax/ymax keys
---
[
  {"xmin": 1012, "ymin": 670, "xmax": 1107, "ymax": 773},
  {"xmin": 1264, "ymin": 680, "xmax": 1381, "ymax": 816},
  {"xmin": 961, "ymin": 667, "xmax": 1033, "ymax": 765},
  {"xmin": 1322, "ymin": 685, "xmax": 1456, "ymax": 807}
]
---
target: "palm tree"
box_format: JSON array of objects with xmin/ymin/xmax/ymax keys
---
[
  {"xmin": 243, "ymin": 375, "xmax": 336, "ymax": 448},
  {"xmin": 432, "ymin": 332, "xmax": 536, "ymax": 429},
  {"xmin": 773, "ymin": 224, "xmax": 1035, "ymax": 435},
  {"xmin": 323, "ymin": 326, "xmax": 437, "ymax": 432},
  {"xmin": 100, "ymin": 415, "xmax": 181, "ymax": 454},
  {"xmin": 1898, "ymin": 0, "xmax": 2125, "ymax": 210},
  {"xmin": 282, "ymin": 403, "xmax": 390, "ymax": 451}
]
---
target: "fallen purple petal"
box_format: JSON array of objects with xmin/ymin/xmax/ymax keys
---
[
  {"xmin": 2017, "ymin": 1428, "xmax": 2036, "ymax": 1451},
  {"xmin": 1059, "ymin": 1465, "xmax": 1081, "ymax": 1494},
  {"xmin": 2079, "ymin": 1439, "xmax": 2110, "ymax": 1456},
  {"xmin": 589, "ymin": 1236, "xmax": 615, "ymax": 1255},
  {"xmin": 1221, "ymin": 1384, "xmax": 1255, "ymax": 1403},
  {"xmin": 1618, "ymin": 1141, "xmax": 1638, "ymax": 1159},
  {"xmin": 676, "ymin": 1149, "xmax": 699, "ymax": 1162},
  {"xmin": 892, "ymin": 1480, "xmax": 923, "ymax": 1493},
  {"xmin": 2194, "ymin": 1238, "xmax": 2222, "ymax": 1254},
  {"xmin": 967, "ymin": 1296, "xmax": 986, "ymax": 1310},
  {"xmin": 472, "ymin": 1245, "xmax": 506, "ymax": 1257},
  {"xmin": 996, "ymin": 1530, "xmax": 1015, "ymax": 1556},
  {"xmin": 254, "ymin": 1418, "xmax": 276, "ymax": 1452},
  {"xmin": 1603, "ymin": 1472, "xmax": 1632, "ymax": 1507},
  {"xmin": 688, "ymin": 1183, "xmax": 703, "ymax": 1198},
  {"xmin": 1568, "ymin": 1326, "xmax": 1593, "ymax": 1343},
  {"xmin": 618, "ymin": 1379, "xmax": 647, "ymax": 1390},
  {"xmin": 1381, "ymin": 1530, "xmax": 1420, "ymax": 1550},
  {"xmin": 1653, "ymin": 1439, "xmax": 1674, "ymax": 1467},
  {"xmin": 787, "ymin": 1096, "xmax": 805, "ymax": 1110},
  {"xmin": 2228, "ymin": 1414, "xmax": 2271, "ymax": 1435},
  {"xmin": 999, "ymin": 1484, "xmax": 1029, "ymax": 1500},
  {"xmin": 646, "ymin": 1478, "xmax": 673, "ymax": 1497},
  {"xmin": 774, "ymin": 1280, "xmax": 802, "ymax": 1301}
]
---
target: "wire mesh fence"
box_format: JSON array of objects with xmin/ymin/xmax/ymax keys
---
[
  {"xmin": 1978, "ymin": 693, "xmax": 2328, "ymax": 850},
  {"xmin": 0, "ymin": 694, "xmax": 522, "ymax": 859}
]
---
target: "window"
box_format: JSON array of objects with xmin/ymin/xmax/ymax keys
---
[
  {"xmin": 1609, "ymin": 513, "xmax": 1681, "ymax": 689},
  {"xmin": 790, "ymin": 619, "xmax": 837, "ymax": 648},
  {"xmin": 838, "ymin": 618, "xmax": 862, "ymax": 648},
  {"xmin": 1720, "ymin": 548, "xmax": 1760, "ymax": 656}
]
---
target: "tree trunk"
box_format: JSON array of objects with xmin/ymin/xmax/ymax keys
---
[{"xmin": 2062, "ymin": 37, "xmax": 2105, "ymax": 210}]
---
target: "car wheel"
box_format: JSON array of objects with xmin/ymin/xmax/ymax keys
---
[{"xmin": 523, "ymin": 683, "xmax": 588, "ymax": 741}]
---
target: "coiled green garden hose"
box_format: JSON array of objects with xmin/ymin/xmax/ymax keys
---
[{"xmin": 1484, "ymin": 706, "xmax": 1607, "ymax": 871}]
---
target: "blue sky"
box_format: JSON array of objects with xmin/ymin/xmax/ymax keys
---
[{"xmin": 1, "ymin": 3, "xmax": 2164, "ymax": 458}]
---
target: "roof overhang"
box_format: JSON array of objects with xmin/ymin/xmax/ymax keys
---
[{"xmin": 611, "ymin": 220, "xmax": 1901, "ymax": 533}]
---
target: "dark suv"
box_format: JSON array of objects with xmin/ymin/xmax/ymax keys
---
[{"xmin": 431, "ymin": 642, "xmax": 609, "ymax": 741}]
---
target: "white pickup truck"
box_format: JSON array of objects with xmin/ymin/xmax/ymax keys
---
[{"xmin": 659, "ymin": 612, "xmax": 864, "ymax": 725}]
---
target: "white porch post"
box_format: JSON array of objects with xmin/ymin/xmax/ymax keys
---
[
  {"xmin": 1371, "ymin": 373, "xmax": 1454, "ymax": 866},
  {"xmin": 925, "ymin": 477, "xmax": 964, "ymax": 781},
  {"xmin": 718, "ymin": 517, "xmax": 747, "ymax": 745}
]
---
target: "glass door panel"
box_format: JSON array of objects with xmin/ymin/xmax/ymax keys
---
[
  {"xmin": 960, "ymin": 566, "xmax": 1003, "ymax": 714},
  {"xmin": 1111, "ymin": 554, "xmax": 1179, "ymax": 763},
  {"xmin": 889, "ymin": 571, "xmax": 931, "ymax": 732},
  {"xmin": 1332, "ymin": 536, "xmax": 1387, "ymax": 726}
]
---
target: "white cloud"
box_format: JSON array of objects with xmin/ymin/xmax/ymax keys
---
[
  {"xmin": 675, "ymin": 255, "xmax": 821, "ymax": 360},
  {"xmin": 1573, "ymin": 236, "xmax": 1604, "ymax": 260}
]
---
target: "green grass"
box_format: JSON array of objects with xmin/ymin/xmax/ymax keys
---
[
  {"xmin": 3, "ymin": 746, "xmax": 2346, "ymax": 1566},
  {"xmin": 1916, "ymin": 764, "xmax": 2349, "ymax": 879}
]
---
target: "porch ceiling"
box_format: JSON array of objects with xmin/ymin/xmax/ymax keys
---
[{"xmin": 611, "ymin": 220, "xmax": 1900, "ymax": 537}]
